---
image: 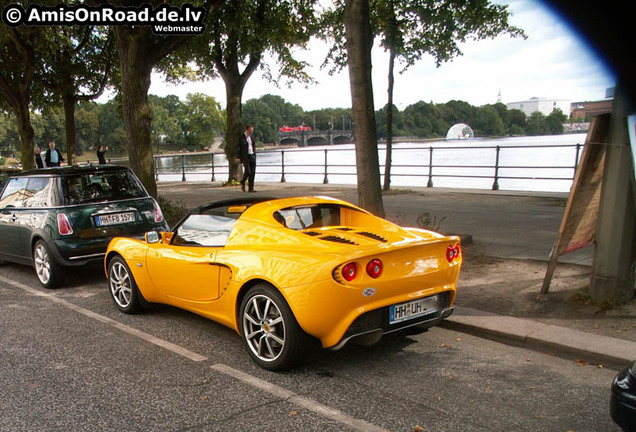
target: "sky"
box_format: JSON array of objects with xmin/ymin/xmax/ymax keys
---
[{"xmin": 144, "ymin": 0, "xmax": 617, "ymax": 112}]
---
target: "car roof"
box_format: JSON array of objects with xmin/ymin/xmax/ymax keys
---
[{"xmin": 13, "ymin": 164, "xmax": 130, "ymax": 177}]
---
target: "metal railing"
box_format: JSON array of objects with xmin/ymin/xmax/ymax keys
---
[{"xmin": 142, "ymin": 143, "xmax": 582, "ymax": 191}]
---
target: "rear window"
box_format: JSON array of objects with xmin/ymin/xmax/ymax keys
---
[
  {"xmin": 274, "ymin": 204, "xmax": 341, "ymax": 230},
  {"xmin": 62, "ymin": 170, "xmax": 146, "ymax": 205}
]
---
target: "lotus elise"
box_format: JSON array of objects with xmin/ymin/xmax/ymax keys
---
[{"xmin": 105, "ymin": 196, "xmax": 462, "ymax": 370}]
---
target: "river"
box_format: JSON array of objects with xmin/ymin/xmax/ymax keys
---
[{"xmin": 155, "ymin": 133, "xmax": 588, "ymax": 193}]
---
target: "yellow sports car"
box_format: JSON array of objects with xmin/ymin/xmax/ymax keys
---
[{"xmin": 105, "ymin": 196, "xmax": 462, "ymax": 370}]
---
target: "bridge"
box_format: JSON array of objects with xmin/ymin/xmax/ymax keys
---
[{"xmin": 277, "ymin": 129, "xmax": 354, "ymax": 147}]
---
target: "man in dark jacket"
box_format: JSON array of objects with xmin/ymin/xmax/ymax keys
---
[
  {"xmin": 34, "ymin": 146, "xmax": 44, "ymax": 168},
  {"xmin": 45, "ymin": 141, "xmax": 64, "ymax": 167},
  {"xmin": 97, "ymin": 145, "xmax": 108, "ymax": 164},
  {"xmin": 236, "ymin": 124, "xmax": 256, "ymax": 192}
]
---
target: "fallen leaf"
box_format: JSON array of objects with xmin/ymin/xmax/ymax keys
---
[
  {"xmin": 289, "ymin": 411, "xmax": 298, "ymax": 416},
  {"xmin": 414, "ymin": 426, "xmax": 424, "ymax": 432},
  {"xmin": 200, "ymin": 396, "xmax": 208, "ymax": 400}
]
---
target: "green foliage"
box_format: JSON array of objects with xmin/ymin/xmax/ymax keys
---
[
  {"xmin": 156, "ymin": 196, "xmax": 189, "ymax": 228},
  {"xmin": 0, "ymin": 94, "xmax": 572, "ymax": 158}
]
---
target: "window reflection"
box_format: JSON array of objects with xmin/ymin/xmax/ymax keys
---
[{"xmin": 173, "ymin": 214, "xmax": 237, "ymax": 247}]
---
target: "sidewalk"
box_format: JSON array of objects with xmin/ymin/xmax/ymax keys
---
[{"xmin": 157, "ymin": 181, "xmax": 636, "ymax": 369}]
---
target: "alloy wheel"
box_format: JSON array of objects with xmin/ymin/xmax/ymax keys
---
[
  {"xmin": 242, "ymin": 294, "xmax": 287, "ymax": 363},
  {"xmin": 34, "ymin": 243, "xmax": 51, "ymax": 284},
  {"xmin": 109, "ymin": 260, "xmax": 132, "ymax": 308}
]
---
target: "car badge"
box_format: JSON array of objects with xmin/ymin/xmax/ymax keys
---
[{"xmin": 363, "ymin": 288, "xmax": 376, "ymax": 297}]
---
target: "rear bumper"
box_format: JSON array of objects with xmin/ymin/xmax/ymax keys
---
[{"xmin": 330, "ymin": 292, "xmax": 454, "ymax": 350}]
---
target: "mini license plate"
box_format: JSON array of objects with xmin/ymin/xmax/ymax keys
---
[
  {"xmin": 390, "ymin": 298, "xmax": 431, "ymax": 324},
  {"xmin": 96, "ymin": 212, "xmax": 136, "ymax": 226}
]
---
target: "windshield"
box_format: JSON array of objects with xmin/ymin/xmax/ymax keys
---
[{"xmin": 62, "ymin": 170, "xmax": 147, "ymax": 205}]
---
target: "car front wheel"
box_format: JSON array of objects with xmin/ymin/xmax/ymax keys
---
[
  {"xmin": 33, "ymin": 240, "xmax": 62, "ymax": 289},
  {"xmin": 239, "ymin": 284, "xmax": 309, "ymax": 371},
  {"xmin": 107, "ymin": 256, "xmax": 141, "ymax": 314}
]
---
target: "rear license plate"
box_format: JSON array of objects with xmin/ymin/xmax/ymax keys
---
[
  {"xmin": 390, "ymin": 298, "xmax": 431, "ymax": 324},
  {"xmin": 96, "ymin": 212, "xmax": 136, "ymax": 226}
]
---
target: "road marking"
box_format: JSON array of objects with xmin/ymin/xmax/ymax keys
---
[
  {"xmin": 212, "ymin": 364, "xmax": 390, "ymax": 432},
  {"xmin": 2, "ymin": 275, "xmax": 388, "ymax": 431},
  {"xmin": 0, "ymin": 275, "xmax": 207, "ymax": 362}
]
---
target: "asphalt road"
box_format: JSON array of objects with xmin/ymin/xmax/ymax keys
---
[{"xmin": 0, "ymin": 262, "xmax": 620, "ymax": 432}]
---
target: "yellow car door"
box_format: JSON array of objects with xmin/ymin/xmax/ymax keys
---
[
  {"xmin": 146, "ymin": 244, "xmax": 221, "ymax": 304},
  {"xmin": 145, "ymin": 212, "xmax": 239, "ymax": 306}
]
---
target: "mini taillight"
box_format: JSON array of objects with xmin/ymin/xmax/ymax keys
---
[
  {"xmin": 366, "ymin": 259, "xmax": 383, "ymax": 278},
  {"xmin": 342, "ymin": 263, "xmax": 357, "ymax": 282},
  {"xmin": 446, "ymin": 244, "xmax": 460, "ymax": 262},
  {"xmin": 57, "ymin": 213, "xmax": 73, "ymax": 235},
  {"xmin": 153, "ymin": 200, "xmax": 164, "ymax": 223}
]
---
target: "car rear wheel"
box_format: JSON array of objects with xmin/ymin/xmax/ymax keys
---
[
  {"xmin": 239, "ymin": 284, "xmax": 309, "ymax": 371},
  {"xmin": 108, "ymin": 256, "xmax": 141, "ymax": 314},
  {"xmin": 33, "ymin": 240, "xmax": 62, "ymax": 289}
]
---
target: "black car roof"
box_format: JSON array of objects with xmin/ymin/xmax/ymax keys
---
[{"xmin": 13, "ymin": 164, "xmax": 130, "ymax": 177}]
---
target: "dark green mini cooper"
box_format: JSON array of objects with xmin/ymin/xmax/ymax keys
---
[{"xmin": 0, "ymin": 165, "xmax": 169, "ymax": 288}]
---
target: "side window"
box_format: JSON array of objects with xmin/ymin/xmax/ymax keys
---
[
  {"xmin": 172, "ymin": 214, "xmax": 238, "ymax": 247},
  {"xmin": 0, "ymin": 178, "xmax": 28, "ymax": 208},
  {"xmin": 23, "ymin": 178, "xmax": 55, "ymax": 208}
]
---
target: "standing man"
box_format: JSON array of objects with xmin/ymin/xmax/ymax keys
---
[
  {"xmin": 236, "ymin": 124, "xmax": 257, "ymax": 192},
  {"xmin": 44, "ymin": 141, "xmax": 64, "ymax": 167},
  {"xmin": 34, "ymin": 146, "xmax": 44, "ymax": 168},
  {"xmin": 97, "ymin": 145, "xmax": 108, "ymax": 164}
]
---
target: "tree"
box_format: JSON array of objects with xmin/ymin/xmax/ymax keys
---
[
  {"xmin": 507, "ymin": 108, "xmax": 527, "ymax": 135},
  {"xmin": 526, "ymin": 111, "xmax": 548, "ymax": 136},
  {"xmin": 180, "ymin": 93, "xmax": 225, "ymax": 150},
  {"xmin": 324, "ymin": 0, "xmax": 524, "ymax": 191},
  {"xmin": 473, "ymin": 105, "xmax": 505, "ymax": 136},
  {"xmin": 0, "ymin": 26, "xmax": 44, "ymax": 170},
  {"xmin": 91, "ymin": 0, "xmax": 222, "ymax": 197},
  {"xmin": 545, "ymin": 108, "xmax": 567, "ymax": 134},
  {"xmin": 39, "ymin": 26, "xmax": 115, "ymax": 164},
  {"xmin": 345, "ymin": 0, "xmax": 385, "ymax": 216},
  {"xmin": 180, "ymin": 0, "xmax": 318, "ymax": 182}
]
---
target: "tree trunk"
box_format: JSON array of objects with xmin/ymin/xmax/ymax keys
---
[
  {"xmin": 63, "ymin": 95, "xmax": 76, "ymax": 165},
  {"xmin": 383, "ymin": 49, "xmax": 396, "ymax": 192},
  {"xmin": 114, "ymin": 29, "xmax": 157, "ymax": 197},
  {"xmin": 224, "ymin": 76, "xmax": 244, "ymax": 182},
  {"xmin": 345, "ymin": 0, "xmax": 385, "ymax": 217},
  {"xmin": 15, "ymin": 97, "xmax": 35, "ymax": 171}
]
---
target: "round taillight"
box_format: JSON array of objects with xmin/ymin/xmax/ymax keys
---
[
  {"xmin": 153, "ymin": 200, "xmax": 164, "ymax": 223},
  {"xmin": 446, "ymin": 244, "xmax": 460, "ymax": 262},
  {"xmin": 366, "ymin": 259, "xmax": 383, "ymax": 278},
  {"xmin": 57, "ymin": 213, "xmax": 73, "ymax": 236},
  {"xmin": 341, "ymin": 263, "xmax": 357, "ymax": 281}
]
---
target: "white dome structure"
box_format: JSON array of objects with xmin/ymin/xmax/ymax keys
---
[{"xmin": 446, "ymin": 123, "xmax": 474, "ymax": 140}]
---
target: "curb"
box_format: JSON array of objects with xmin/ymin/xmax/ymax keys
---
[{"xmin": 440, "ymin": 306, "xmax": 636, "ymax": 370}]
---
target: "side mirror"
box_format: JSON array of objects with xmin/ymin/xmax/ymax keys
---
[{"xmin": 145, "ymin": 231, "xmax": 160, "ymax": 244}]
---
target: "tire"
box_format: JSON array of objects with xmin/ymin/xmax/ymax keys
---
[
  {"xmin": 33, "ymin": 240, "xmax": 63, "ymax": 289},
  {"xmin": 239, "ymin": 284, "xmax": 309, "ymax": 371},
  {"xmin": 107, "ymin": 256, "xmax": 141, "ymax": 314}
]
